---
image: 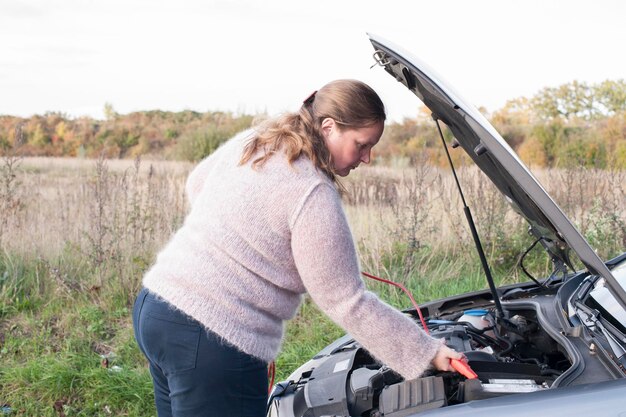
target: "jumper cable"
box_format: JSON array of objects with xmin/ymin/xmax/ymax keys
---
[
  {"xmin": 267, "ymin": 270, "xmax": 478, "ymax": 395},
  {"xmin": 362, "ymin": 271, "xmax": 477, "ymax": 379}
]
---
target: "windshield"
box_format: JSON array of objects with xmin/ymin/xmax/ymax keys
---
[{"xmin": 590, "ymin": 258, "xmax": 626, "ymax": 327}]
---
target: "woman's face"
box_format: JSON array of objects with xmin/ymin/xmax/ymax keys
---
[{"xmin": 322, "ymin": 118, "xmax": 384, "ymax": 177}]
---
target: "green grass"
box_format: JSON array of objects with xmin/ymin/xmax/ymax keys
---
[
  {"xmin": 0, "ymin": 306, "xmax": 153, "ymax": 416},
  {"xmin": 0, "ymin": 230, "xmax": 623, "ymax": 415},
  {"xmin": 275, "ymin": 298, "xmax": 344, "ymax": 381},
  {"xmin": 0, "ymin": 250, "xmax": 512, "ymax": 415},
  {"xmin": 0, "ymin": 251, "xmax": 152, "ymax": 416}
]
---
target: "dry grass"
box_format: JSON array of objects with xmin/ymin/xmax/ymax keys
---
[
  {"xmin": 343, "ymin": 162, "xmax": 625, "ymax": 281},
  {"xmin": 5, "ymin": 157, "xmax": 190, "ymax": 256},
  {"xmin": 1, "ymin": 156, "xmax": 624, "ymax": 285}
]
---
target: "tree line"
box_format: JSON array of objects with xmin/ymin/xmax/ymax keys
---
[
  {"xmin": 375, "ymin": 79, "xmax": 625, "ymax": 169},
  {"xmin": 1, "ymin": 79, "xmax": 624, "ymax": 168},
  {"xmin": 0, "ymin": 110, "xmax": 254, "ymax": 162}
]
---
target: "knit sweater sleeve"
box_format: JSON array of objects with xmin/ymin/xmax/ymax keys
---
[{"xmin": 290, "ymin": 182, "xmax": 443, "ymax": 380}]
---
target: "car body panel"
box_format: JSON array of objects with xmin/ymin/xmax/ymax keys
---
[{"xmin": 416, "ymin": 378, "xmax": 626, "ymax": 417}]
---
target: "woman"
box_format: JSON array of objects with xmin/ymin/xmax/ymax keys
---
[{"xmin": 133, "ymin": 79, "xmax": 462, "ymax": 417}]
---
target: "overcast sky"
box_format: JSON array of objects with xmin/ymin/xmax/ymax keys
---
[{"xmin": 2, "ymin": 0, "xmax": 625, "ymax": 121}]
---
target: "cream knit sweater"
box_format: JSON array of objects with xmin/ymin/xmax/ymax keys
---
[{"xmin": 143, "ymin": 129, "xmax": 443, "ymax": 379}]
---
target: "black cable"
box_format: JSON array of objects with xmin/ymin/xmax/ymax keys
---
[
  {"xmin": 466, "ymin": 329, "xmax": 500, "ymax": 347},
  {"xmin": 514, "ymin": 356, "xmax": 542, "ymax": 366},
  {"xmin": 468, "ymin": 333, "xmax": 495, "ymax": 348},
  {"xmin": 266, "ymin": 382, "xmax": 291, "ymax": 416},
  {"xmin": 469, "ymin": 331, "xmax": 514, "ymax": 357},
  {"xmin": 457, "ymin": 321, "xmax": 495, "ymax": 335},
  {"xmin": 519, "ymin": 237, "xmax": 547, "ymax": 288},
  {"xmin": 540, "ymin": 369, "xmax": 563, "ymax": 377},
  {"xmin": 493, "ymin": 334, "xmax": 514, "ymax": 356}
]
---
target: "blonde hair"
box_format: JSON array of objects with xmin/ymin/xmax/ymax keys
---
[{"xmin": 239, "ymin": 79, "xmax": 386, "ymax": 183}]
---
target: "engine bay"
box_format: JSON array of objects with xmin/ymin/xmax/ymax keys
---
[
  {"xmin": 268, "ymin": 257, "xmax": 626, "ymax": 417},
  {"xmin": 268, "ymin": 291, "xmax": 577, "ymax": 417}
]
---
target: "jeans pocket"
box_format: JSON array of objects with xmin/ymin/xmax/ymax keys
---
[{"xmin": 142, "ymin": 312, "xmax": 201, "ymax": 375}]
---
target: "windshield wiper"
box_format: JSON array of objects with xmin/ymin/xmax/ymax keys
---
[
  {"xmin": 596, "ymin": 319, "xmax": 626, "ymax": 368},
  {"xmin": 573, "ymin": 301, "xmax": 626, "ymax": 368}
]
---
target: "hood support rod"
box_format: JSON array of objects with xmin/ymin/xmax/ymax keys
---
[{"xmin": 433, "ymin": 116, "xmax": 505, "ymax": 320}]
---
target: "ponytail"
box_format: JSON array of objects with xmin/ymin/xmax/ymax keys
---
[{"xmin": 240, "ymin": 79, "xmax": 386, "ymax": 183}]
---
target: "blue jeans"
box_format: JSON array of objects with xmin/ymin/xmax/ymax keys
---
[{"xmin": 132, "ymin": 287, "xmax": 268, "ymax": 417}]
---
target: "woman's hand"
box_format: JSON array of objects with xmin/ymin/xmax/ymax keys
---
[{"xmin": 431, "ymin": 345, "xmax": 465, "ymax": 372}]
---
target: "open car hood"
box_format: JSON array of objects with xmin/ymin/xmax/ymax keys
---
[{"xmin": 368, "ymin": 33, "xmax": 626, "ymax": 307}]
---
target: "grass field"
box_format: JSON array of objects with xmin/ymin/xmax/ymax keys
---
[{"xmin": 1, "ymin": 155, "xmax": 624, "ymax": 416}]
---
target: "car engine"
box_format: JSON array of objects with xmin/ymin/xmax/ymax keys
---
[{"xmin": 268, "ymin": 303, "xmax": 572, "ymax": 417}]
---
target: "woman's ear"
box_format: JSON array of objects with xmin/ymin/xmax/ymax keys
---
[{"xmin": 321, "ymin": 117, "xmax": 335, "ymax": 139}]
